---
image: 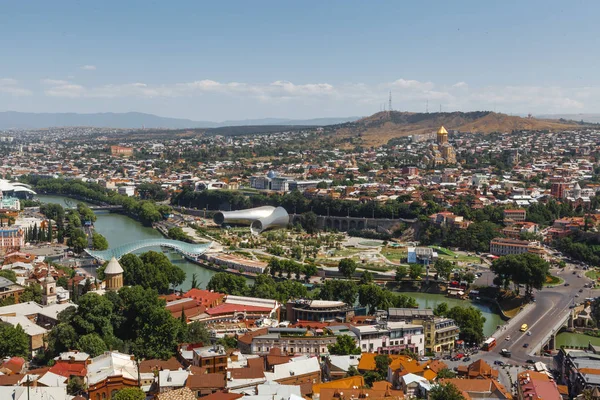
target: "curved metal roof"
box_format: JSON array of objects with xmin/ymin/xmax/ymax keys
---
[{"xmin": 85, "ymin": 239, "xmax": 212, "ymax": 262}]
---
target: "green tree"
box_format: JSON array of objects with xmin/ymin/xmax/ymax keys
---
[
  {"xmin": 113, "ymin": 387, "xmax": 146, "ymax": 400},
  {"xmin": 67, "ymin": 377, "xmax": 86, "ymax": 396},
  {"xmin": 190, "ymin": 273, "xmax": 200, "ymax": 290},
  {"xmin": 434, "ymin": 259, "xmax": 453, "ymax": 281},
  {"xmin": 447, "ymin": 306, "xmax": 486, "ymax": 344},
  {"xmin": 360, "ymin": 270, "xmax": 374, "ymax": 285},
  {"xmin": 206, "ymin": 272, "xmax": 248, "ymax": 295},
  {"xmin": 68, "ymin": 228, "xmax": 88, "ymax": 253},
  {"xmin": 430, "ymin": 382, "xmax": 466, "ymax": 400},
  {"xmin": 300, "ymin": 211, "xmax": 319, "ymax": 234},
  {"xmin": 185, "ymin": 321, "xmax": 211, "ymax": 345},
  {"xmin": 328, "ymin": 335, "xmax": 361, "ymax": 355},
  {"xmin": 0, "ymin": 270, "xmax": 17, "ymax": 283},
  {"xmin": 47, "ymin": 323, "xmax": 78, "ymax": 355},
  {"xmin": 409, "ymin": 264, "xmax": 423, "ymax": 280},
  {"xmin": 72, "ymin": 293, "xmax": 115, "ymax": 338},
  {"xmin": 77, "ymin": 333, "xmax": 108, "ymax": 357},
  {"xmin": 91, "ymin": 232, "xmax": 109, "ymax": 250},
  {"xmin": 0, "ymin": 323, "xmax": 30, "ymax": 358},
  {"xmin": 338, "ymin": 258, "xmax": 357, "ymax": 279},
  {"xmin": 20, "ymin": 283, "xmax": 43, "ymax": 303},
  {"xmin": 491, "ymin": 253, "xmax": 550, "ymax": 296},
  {"xmin": 433, "ymin": 302, "xmax": 449, "ymax": 316},
  {"xmin": 436, "ymin": 368, "xmax": 456, "ymax": 379},
  {"xmin": 216, "ymin": 336, "xmax": 238, "ymax": 350},
  {"xmin": 318, "ymin": 280, "xmax": 358, "ymax": 305},
  {"xmin": 168, "ymin": 227, "xmax": 190, "ymax": 242},
  {"xmin": 395, "ymin": 265, "xmax": 408, "ymax": 281}
]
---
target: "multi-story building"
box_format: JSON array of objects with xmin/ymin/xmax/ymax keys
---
[
  {"xmin": 192, "ymin": 345, "xmax": 228, "ymax": 373},
  {"xmin": 503, "ymin": 208, "xmax": 527, "ymax": 223},
  {"xmin": 87, "ymin": 352, "xmax": 148, "ymax": 400},
  {"xmin": 517, "ymin": 370, "xmax": 562, "ymax": 400},
  {"xmin": 0, "ymin": 227, "xmax": 24, "ymax": 249},
  {"xmin": 556, "ymin": 346, "xmax": 600, "ymax": 397},
  {"xmin": 250, "ymin": 327, "xmax": 337, "ymax": 356},
  {"xmin": 0, "ymin": 277, "xmax": 25, "ymax": 303},
  {"xmin": 489, "ymin": 237, "xmax": 545, "ymax": 257},
  {"xmin": 349, "ymin": 321, "xmax": 424, "ymax": 355},
  {"xmin": 286, "ymin": 299, "xmax": 355, "ymax": 323},
  {"xmin": 110, "ymin": 145, "xmax": 134, "ymax": 157},
  {"xmin": 387, "ymin": 308, "xmax": 459, "ymax": 353},
  {"xmin": 551, "ymin": 182, "xmax": 568, "ymax": 199}
]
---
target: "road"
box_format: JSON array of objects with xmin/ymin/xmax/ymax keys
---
[{"xmin": 479, "ymin": 262, "xmax": 593, "ymax": 363}]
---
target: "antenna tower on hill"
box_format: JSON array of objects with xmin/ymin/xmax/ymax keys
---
[{"xmin": 388, "ymin": 91, "xmax": 392, "ymax": 113}]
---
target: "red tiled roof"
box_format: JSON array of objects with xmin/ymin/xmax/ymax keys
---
[
  {"xmin": 49, "ymin": 362, "xmax": 87, "ymax": 378},
  {"xmin": 139, "ymin": 357, "xmax": 184, "ymax": 374},
  {"xmin": 184, "ymin": 289, "xmax": 225, "ymax": 307},
  {"xmin": 1, "ymin": 357, "xmax": 25, "ymax": 374},
  {"xmin": 198, "ymin": 392, "xmax": 243, "ymax": 400},
  {"xmin": 186, "ymin": 373, "xmax": 226, "ymax": 389}
]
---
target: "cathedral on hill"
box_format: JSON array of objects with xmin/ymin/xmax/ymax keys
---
[{"xmin": 429, "ymin": 126, "xmax": 457, "ymax": 165}]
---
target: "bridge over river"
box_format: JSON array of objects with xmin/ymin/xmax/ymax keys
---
[{"xmin": 85, "ymin": 239, "xmax": 212, "ymax": 262}]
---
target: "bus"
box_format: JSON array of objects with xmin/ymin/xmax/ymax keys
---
[
  {"xmin": 482, "ymin": 337, "xmax": 497, "ymax": 351},
  {"xmin": 520, "ymin": 324, "xmax": 528, "ymax": 332}
]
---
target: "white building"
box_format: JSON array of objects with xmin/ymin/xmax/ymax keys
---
[
  {"xmin": 117, "ymin": 186, "xmax": 136, "ymax": 196},
  {"xmin": 349, "ymin": 321, "xmax": 425, "ymax": 355}
]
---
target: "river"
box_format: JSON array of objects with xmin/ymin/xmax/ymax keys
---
[
  {"xmin": 38, "ymin": 195, "xmax": 504, "ymax": 334},
  {"xmin": 556, "ymin": 332, "xmax": 600, "ymax": 348},
  {"xmin": 38, "ymin": 195, "xmax": 217, "ymax": 290},
  {"xmin": 408, "ymin": 292, "xmax": 504, "ymax": 337}
]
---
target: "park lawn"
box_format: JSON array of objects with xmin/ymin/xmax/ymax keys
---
[
  {"xmin": 430, "ymin": 246, "xmax": 456, "ymax": 256},
  {"xmin": 358, "ymin": 264, "xmax": 394, "ymax": 272},
  {"xmin": 585, "ymin": 269, "xmax": 600, "ymax": 282},
  {"xmin": 546, "ymin": 274, "xmax": 564, "ymax": 286},
  {"xmin": 381, "ymin": 248, "xmax": 407, "ymax": 263}
]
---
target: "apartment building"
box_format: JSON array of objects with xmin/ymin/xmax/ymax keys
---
[
  {"xmin": 503, "ymin": 208, "xmax": 526, "ymax": 223},
  {"xmin": 250, "ymin": 327, "xmax": 337, "ymax": 356},
  {"xmin": 387, "ymin": 308, "xmax": 459, "ymax": 353},
  {"xmin": 489, "ymin": 237, "xmax": 544, "ymax": 257},
  {"xmin": 192, "ymin": 345, "xmax": 228, "ymax": 373},
  {"xmin": 349, "ymin": 321, "xmax": 425, "ymax": 355}
]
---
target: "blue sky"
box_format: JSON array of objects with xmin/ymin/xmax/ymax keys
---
[{"xmin": 0, "ymin": 0, "xmax": 598, "ymax": 120}]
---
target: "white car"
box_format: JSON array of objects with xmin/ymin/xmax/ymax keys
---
[
  {"xmin": 527, "ymin": 331, "xmax": 532, "ymax": 336},
  {"xmin": 505, "ymin": 336, "xmax": 511, "ymax": 341}
]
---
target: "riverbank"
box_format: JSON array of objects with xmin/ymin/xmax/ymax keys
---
[{"xmin": 38, "ymin": 195, "xmax": 219, "ymax": 290}]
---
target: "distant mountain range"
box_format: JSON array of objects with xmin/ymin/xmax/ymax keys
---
[{"xmin": 0, "ymin": 111, "xmax": 361, "ymax": 130}]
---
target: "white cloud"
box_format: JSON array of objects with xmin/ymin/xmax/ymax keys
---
[
  {"xmin": 35, "ymin": 76, "xmax": 600, "ymax": 114},
  {"xmin": 41, "ymin": 79, "xmax": 70, "ymax": 85},
  {"xmin": 0, "ymin": 78, "xmax": 32, "ymax": 96},
  {"xmin": 45, "ymin": 84, "xmax": 86, "ymax": 98},
  {"xmin": 81, "ymin": 65, "xmax": 96, "ymax": 71}
]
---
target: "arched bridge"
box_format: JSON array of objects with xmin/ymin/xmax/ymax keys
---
[{"xmin": 85, "ymin": 239, "xmax": 212, "ymax": 262}]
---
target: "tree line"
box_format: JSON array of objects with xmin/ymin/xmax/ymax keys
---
[{"xmin": 24, "ymin": 176, "xmax": 171, "ymax": 227}]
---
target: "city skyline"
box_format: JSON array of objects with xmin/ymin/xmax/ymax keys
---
[{"xmin": 1, "ymin": 0, "xmax": 599, "ymax": 120}]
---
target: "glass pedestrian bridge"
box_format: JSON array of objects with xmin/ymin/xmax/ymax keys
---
[{"xmin": 85, "ymin": 239, "xmax": 212, "ymax": 262}]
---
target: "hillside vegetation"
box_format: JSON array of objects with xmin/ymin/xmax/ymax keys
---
[{"xmin": 330, "ymin": 111, "xmax": 578, "ymax": 147}]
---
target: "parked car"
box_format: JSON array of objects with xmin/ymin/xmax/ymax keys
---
[
  {"xmin": 523, "ymin": 343, "xmax": 529, "ymax": 348},
  {"xmin": 526, "ymin": 359, "xmax": 535, "ymax": 364}
]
